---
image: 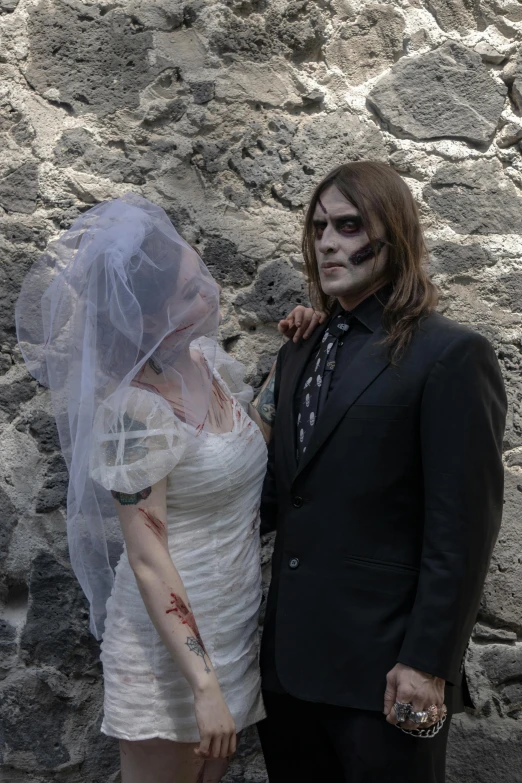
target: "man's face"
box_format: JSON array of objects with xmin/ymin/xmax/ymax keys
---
[{"xmin": 313, "ymin": 185, "xmax": 388, "ymax": 303}]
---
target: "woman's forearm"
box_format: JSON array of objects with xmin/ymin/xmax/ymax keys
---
[
  {"xmin": 113, "ymin": 481, "xmax": 220, "ymax": 695},
  {"xmin": 250, "ymin": 360, "xmax": 277, "ymax": 442},
  {"xmin": 132, "ymin": 551, "xmax": 219, "ymax": 695}
]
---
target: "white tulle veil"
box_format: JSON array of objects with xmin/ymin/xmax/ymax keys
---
[{"xmin": 15, "ymin": 193, "xmax": 223, "ymax": 638}]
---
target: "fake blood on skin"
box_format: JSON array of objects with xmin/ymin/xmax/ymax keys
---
[
  {"xmin": 139, "ymin": 508, "xmax": 166, "ymax": 541},
  {"xmin": 166, "ymin": 592, "xmax": 207, "ymax": 652}
]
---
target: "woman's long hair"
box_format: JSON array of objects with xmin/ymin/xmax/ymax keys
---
[{"xmin": 302, "ymin": 161, "xmax": 438, "ymax": 360}]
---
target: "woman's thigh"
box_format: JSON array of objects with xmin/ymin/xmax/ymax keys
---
[{"xmin": 119, "ymin": 738, "xmax": 229, "ymax": 783}]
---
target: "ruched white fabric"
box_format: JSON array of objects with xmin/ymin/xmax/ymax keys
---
[{"xmin": 94, "ymin": 366, "xmax": 268, "ymax": 742}]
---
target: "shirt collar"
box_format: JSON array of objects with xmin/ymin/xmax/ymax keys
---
[{"xmin": 334, "ymin": 286, "xmax": 389, "ymax": 333}]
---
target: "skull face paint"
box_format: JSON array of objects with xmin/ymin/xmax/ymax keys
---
[
  {"xmin": 349, "ymin": 240, "xmax": 387, "ymax": 267},
  {"xmin": 313, "ymin": 185, "xmax": 389, "ymax": 310}
]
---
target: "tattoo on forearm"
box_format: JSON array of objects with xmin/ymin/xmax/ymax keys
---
[
  {"xmin": 138, "ymin": 508, "xmax": 166, "ymax": 541},
  {"xmin": 166, "ymin": 592, "xmax": 211, "ymax": 673},
  {"xmin": 185, "ymin": 636, "xmax": 210, "ymax": 672},
  {"xmin": 252, "ymin": 368, "xmax": 276, "ymax": 426},
  {"xmin": 112, "ymin": 487, "xmax": 152, "ymax": 505}
]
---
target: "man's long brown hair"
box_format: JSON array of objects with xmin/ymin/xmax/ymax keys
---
[{"xmin": 302, "ymin": 161, "xmax": 438, "ymax": 360}]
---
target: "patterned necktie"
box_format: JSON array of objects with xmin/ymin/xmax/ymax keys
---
[{"xmin": 296, "ymin": 312, "xmax": 352, "ymax": 462}]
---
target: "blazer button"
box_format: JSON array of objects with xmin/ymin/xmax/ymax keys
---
[
  {"xmin": 293, "ymin": 496, "xmax": 303, "ymax": 508},
  {"xmin": 289, "ymin": 558, "xmax": 300, "ymax": 569}
]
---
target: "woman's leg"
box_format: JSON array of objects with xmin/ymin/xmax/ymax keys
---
[{"xmin": 119, "ymin": 738, "xmax": 230, "ymax": 783}]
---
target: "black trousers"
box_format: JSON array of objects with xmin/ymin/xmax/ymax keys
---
[{"xmin": 257, "ymin": 690, "xmax": 451, "ymax": 783}]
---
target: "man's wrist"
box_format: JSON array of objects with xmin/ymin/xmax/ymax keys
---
[{"xmin": 396, "ymin": 658, "xmax": 449, "ymax": 683}]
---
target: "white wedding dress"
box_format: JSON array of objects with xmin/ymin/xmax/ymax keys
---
[{"xmin": 90, "ymin": 346, "xmax": 268, "ymax": 742}]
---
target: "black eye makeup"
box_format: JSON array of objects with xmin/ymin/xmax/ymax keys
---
[
  {"xmin": 312, "ymin": 214, "xmax": 364, "ymax": 239},
  {"xmin": 312, "ymin": 219, "xmax": 327, "ymax": 239}
]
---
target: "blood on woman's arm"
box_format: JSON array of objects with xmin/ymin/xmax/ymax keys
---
[
  {"xmin": 138, "ymin": 507, "xmax": 167, "ymax": 542},
  {"xmin": 166, "ymin": 591, "xmax": 211, "ymax": 673}
]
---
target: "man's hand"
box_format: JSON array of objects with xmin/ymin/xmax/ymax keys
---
[
  {"xmin": 279, "ymin": 306, "xmax": 326, "ymax": 343},
  {"xmin": 383, "ymin": 663, "xmax": 445, "ymax": 729}
]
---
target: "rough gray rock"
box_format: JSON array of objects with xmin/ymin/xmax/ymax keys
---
[
  {"xmin": 194, "ymin": 109, "xmax": 385, "ymax": 209},
  {"xmin": 222, "ymin": 725, "xmax": 267, "ymax": 782},
  {"xmin": 0, "ymin": 220, "xmax": 48, "ymax": 249},
  {"xmin": 0, "ymin": 486, "xmax": 18, "ymax": 596},
  {"xmin": 190, "ymin": 80, "xmax": 215, "ymax": 104},
  {"xmin": 0, "ymin": 669, "xmax": 71, "ymax": 769},
  {"xmin": 26, "ymin": 1, "xmax": 159, "ymax": 117},
  {"xmin": 495, "ymin": 347, "xmax": 522, "ymax": 450},
  {"xmin": 78, "ymin": 711, "xmax": 120, "ymax": 783},
  {"xmin": 235, "ymin": 260, "xmax": 309, "ymax": 323},
  {"xmin": 203, "ymin": 237, "xmax": 257, "ymax": 287},
  {"xmin": 447, "ymin": 713, "xmax": 522, "ymax": 783},
  {"xmin": 0, "ymin": 0, "xmax": 19, "ymax": 11},
  {"xmin": 35, "ymin": 454, "xmax": 69, "ymax": 513},
  {"xmin": 423, "ymin": 159, "xmax": 522, "ymax": 234},
  {"xmin": 27, "ymin": 412, "xmax": 61, "ymax": 453},
  {"xmin": 126, "ymin": 0, "xmax": 184, "ymax": 31},
  {"xmin": 54, "ymin": 128, "xmax": 150, "ymax": 185},
  {"xmin": 473, "ymin": 623, "xmax": 517, "ymax": 643},
  {"xmin": 487, "ymin": 271, "xmax": 522, "ymax": 313},
  {"xmin": 261, "ymin": 111, "xmax": 386, "ymax": 207},
  {"xmin": 0, "ymin": 618, "xmax": 17, "ymax": 667},
  {"xmin": 0, "ymin": 103, "xmax": 36, "ymax": 147},
  {"xmin": 426, "ymin": 0, "xmax": 482, "ymax": 34},
  {"xmin": 0, "ymin": 162, "xmax": 39, "ymax": 214},
  {"xmin": 0, "ymin": 236, "xmax": 41, "ymax": 348},
  {"xmin": 0, "ymin": 378, "xmax": 36, "ymax": 419},
  {"xmin": 474, "ymin": 642, "xmax": 522, "ymax": 686},
  {"xmin": 325, "ymin": 3, "xmax": 406, "ymax": 84},
  {"xmin": 496, "ymin": 121, "xmax": 522, "ymax": 148},
  {"xmin": 210, "ymin": 0, "xmax": 326, "ymax": 63},
  {"xmin": 474, "ymin": 41, "xmax": 506, "ymax": 65},
  {"xmin": 368, "ymin": 42, "xmax": 507, "ymax": 144},
  {"xmin": 427, "ymin": 241, "xmax": 493, "ymax": 276},
  {"xmin": 20, "ymin": 552, "xmax": 99, "ymax": 676},
  {"xmin": 503, "ymin": 49, "xmax": 522, "ymax": 112},
  {"xmin": 481, "ymin": 471, "xmax": 522, "ymax": 631}
]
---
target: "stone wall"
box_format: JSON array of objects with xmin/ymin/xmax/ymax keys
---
[{"xmin": 0, "ymin": 0, "xmax": 521, "ymax": 780}]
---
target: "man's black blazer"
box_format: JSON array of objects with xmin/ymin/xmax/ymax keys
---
[{"xmin": 260, "ymin": 308, "xmax": 507, "ymax": 712}]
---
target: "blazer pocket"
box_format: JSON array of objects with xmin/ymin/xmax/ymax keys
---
[
  {"xmin": 343, "ymin": 554, "xmax": 420, "ymax": 575},
  {"xmin": 344, "ymin": 404, "xmax": 410, "ymax": 421}
]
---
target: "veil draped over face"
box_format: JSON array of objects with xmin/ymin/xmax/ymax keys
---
[{"xmin": 15, "ymin": 193, "xmax": 222, "ymax": 638}]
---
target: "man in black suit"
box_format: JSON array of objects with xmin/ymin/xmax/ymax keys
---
[{"xmin": 255, "ymin": 161, "xmax": 507, "ymax": 782}]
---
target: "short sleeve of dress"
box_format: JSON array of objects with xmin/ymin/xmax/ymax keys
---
[{"xmin": 89, "ymin": 386, "xmax": 188, "ymax": 494}]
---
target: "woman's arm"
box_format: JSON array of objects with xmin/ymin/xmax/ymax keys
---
[
  {"xmin": 249, "ymin": 361, "xmax": 277, "ymax": 442},
  {"xmin": 112, "ymin": 479, "xmax": 236, "ymax": 759}
]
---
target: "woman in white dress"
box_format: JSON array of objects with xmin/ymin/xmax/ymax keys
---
[{"xmin": 15, "ymin": 194, "xmax": 320, "ymax": 783}]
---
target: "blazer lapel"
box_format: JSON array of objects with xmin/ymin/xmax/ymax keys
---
[
  {"xmin": 294, "ymin": 325, "xmax": 390, "ymax": 480},
  {"xmin": 278, "ymin": 324, "xmax": 327, "ymax": 475}
]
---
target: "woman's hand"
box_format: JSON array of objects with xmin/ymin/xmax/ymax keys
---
[
  {"xmin": 279, "ymin": 306, "xmax": 326, "ymax": 343},
  {"xmin": 194, "ymin": 681, "xmax": 237, "ymax": 759}
]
